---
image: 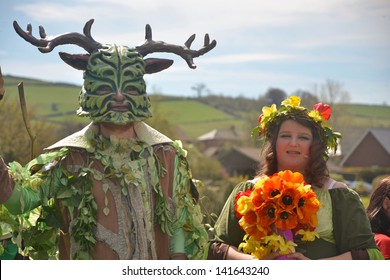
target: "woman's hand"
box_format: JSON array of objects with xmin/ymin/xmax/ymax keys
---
[
  {"xmin": 286, "ymin": 252, "xmax": 311, "ymax": 260},
  {"xmin": 261, "ymin": 252, "xmax": 281, "ymax": 260}
]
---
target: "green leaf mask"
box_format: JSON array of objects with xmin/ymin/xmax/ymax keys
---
[{"xmin": 77, "ymin": 44, "xmax": 152, "ymax": 124}]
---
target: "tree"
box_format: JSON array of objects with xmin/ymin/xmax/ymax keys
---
[
  {"xmin": 292, "ymin": 90, "xmax": 319, "ymax": 108},
  {"xmin": 264, "ymin": 88, "xmax": 287, "ymax": 105},
  {"xmin": 310, "ymin": 79, "xmax": 351, "ymax": 155},
  {"xmin": 191, "ymin": 83, "xmax": 207, "ymax": 98},
  {"xmin": 312, "ymin": 79, "xmax": 350, "ymax": 106},
  {"xmin": 0, "ymin": 98, "xmax": 64, "ymax": 164}
]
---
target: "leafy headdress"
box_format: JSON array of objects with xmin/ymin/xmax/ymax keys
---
[{"xmin": 252, "ymin": 96, "xmax": 341, "ymax": 158}]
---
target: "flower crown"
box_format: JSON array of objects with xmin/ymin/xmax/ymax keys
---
[{"xmin": 252, "ymin": 96, "xmax": 341, "ymax": 155}]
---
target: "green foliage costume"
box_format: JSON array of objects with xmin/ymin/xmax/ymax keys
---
[{"xmin": 0, "ymin": 19, "xmax": 216, "ymax": 259}]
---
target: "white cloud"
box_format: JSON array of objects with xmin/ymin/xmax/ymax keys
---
[
  {"xmin": 5, "ymin": 0, "xmax": 390, "ymax": 105},
  {"xmin": 201, "ymin": 53, "xmax": 296, "ymax": 64}
]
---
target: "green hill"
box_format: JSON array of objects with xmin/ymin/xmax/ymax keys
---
[
  {"xmin": 2, "ymin": 75, "xmax": 390, "ymax": 140},
  {"xmin": 151, "ymin": 97, "xmax": 244, "ymax": 138},
  {"xmin": 4, "ymin": 75, "xmax": 81, "ymax": 114}
]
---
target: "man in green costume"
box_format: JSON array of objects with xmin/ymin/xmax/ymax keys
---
[{"xmin": 0, "ymin": 19, "xmax": 216, "ymax": 260}]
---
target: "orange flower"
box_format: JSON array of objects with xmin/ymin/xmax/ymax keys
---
[
  {"xmin": 260, "ymin": 175, "xmax": 283, "ymax": 201},
  {"xmin": 244, "ymin": 225, "xmax": 270, "ymax": 242},
  {"xmin": 279, "ymin": 170, "xmax": 305, "ymax": 188},
  {"xmin": 277, "ymin": 186, "xmax": 302, "ymax": 211},
  {"xmin": 243, "ymin": 210, "xmax": 257, "ymax": 225},
  {"xmin": 234, "ymin": 170, "xmax": 320, "ymax": 259},
  {"xmin": 250, "ymin": 187, "xmax": 265, "ymax": 208},
  {"xmin": 239, "ymin": 215, "xmax": 270, "ymax": 240},
  {"xmin": 296, "ymin": 191, "xmax": 320, "ymax": 227},
  {"xmin": 275, "ymin": 208, "xmax": 298, "ymax": 230},
  {"xmin": 256, "ymin": 200, "xmax": 276, "ymax": 228}
]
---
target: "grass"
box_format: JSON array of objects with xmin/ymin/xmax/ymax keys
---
[
  {"xmin": 3, "ymin": 75, "xmax": 390, "ymax": 141},
  {"xmin": 156, "ymin": 100, "xmax": 235, "ymax": 123},
  {"xmin": 335, "ymin": 103, "xmax": 390, "ymax": 119},
  {"xmin": 153, "ymin": 99, "xmax": 241, "ymax": 138},
  {"xmin": 4, "ymin": 76, "xmax": 81, "ymax": 115}
]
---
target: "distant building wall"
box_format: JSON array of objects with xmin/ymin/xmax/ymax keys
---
[{"xmin": 341, "ymin": 133, "xmax": 390, "ymax": 167}]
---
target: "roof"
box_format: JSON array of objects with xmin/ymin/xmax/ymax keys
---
[
  {"xmin": 197, "ymin": 126, "xmax": 240, "ymax": 141},
  {"xmin": 340, "ymin": 127, "xmax": 390, "ymax": 166},
  {"xmin": 232, "ymin": 146, "xmax": 261, "ymax": 162},
  {"xmin": 203, "ymin": 146, "xmax": 220, "ymax": 157},
  {"xmin": 371, "ymin": 128, "xmax": 390, "ymax": 155}
]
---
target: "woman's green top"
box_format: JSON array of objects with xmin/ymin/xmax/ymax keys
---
[{"xmin": 212, "ymin": 179, "xmax": 384, "ymax": 260}]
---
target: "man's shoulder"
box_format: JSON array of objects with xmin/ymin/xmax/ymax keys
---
[{"xmin": 45, "ymin": 123, "xmax": 92, "ymax": 150}]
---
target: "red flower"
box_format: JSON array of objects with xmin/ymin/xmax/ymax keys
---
[
  {"xmin": 313, "ymin": 103, "xmax": 332, "ymax": 120},
  {"xmin": 257, "ymin": 113, "xmax": 264, "ymax": 124},
  {"xmin": 235, "ymin": 189, "xmax": 252, "ymax": 201}
]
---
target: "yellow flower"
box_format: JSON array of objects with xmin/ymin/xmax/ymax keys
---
[
  {"xmin": 264, "ymin": 233, "xmax": 297, "ymax": 255},
  {"xmin": 308, "ymin": 110, "xmax": 323, "ymax": 122},
  {"xmin": 253, "ymin": 95, "xmax": 340, "ymax": 157},
  {"xmin": 264, "ymin": 233, "xmax": 284, "ymax": 248},
  {"xmin": 252, "ymin": 246, "xmax": 271, "ymax": 260},
  {"xmin": 295, "ymin": 229, "xmax": 319, "ymax": 242},
  {"xmin": 239, "ymin": 235, "xmax": 272, "ymax": 259},
  {"xmin": 261, "ymin": 104, "xmax": 277, "ymax": 119},
  {"xmin": 238, "ymin": 234, "xmax": 259, "ymax": 253},
  {"xmin": 281, "ymin": 96, "xmax": 301, "ymax": 107},
  {"xmin": 278, "ymin": 238, "xmax": 297, "ymax": 255},
  {"xmin": 253, "ymin": 176, "xmax": 268, "ymax": 189},
  {"xmin": 236, "ymin": 195, "xmax": 254, "ymax": 216}
]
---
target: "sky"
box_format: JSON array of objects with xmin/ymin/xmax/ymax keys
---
[{"xmin": 0, "ymin": 0, "xmax": 389, "ymax": 105}]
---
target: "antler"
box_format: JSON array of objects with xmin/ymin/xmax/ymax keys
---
[
  {"xmin": 136, "ymin": 24, "xmax": 217, "ymax": 69},
  {"xmin": 13, "ymin": 19, "xmax": 102, "ymax": 54}
]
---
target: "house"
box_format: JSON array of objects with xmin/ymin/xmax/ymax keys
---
[
  {"xmin": 340, "ymin": 128, "xmax": 390, "ymax": 168},
  {"xmin": 215, "ymin": 146, "xmax": 261, "ymax": 178},
  {"xmin": 196, "ymin": 126, "xmax": 241, "ymax": 151},
  {"xmin": 196, "ymin": 127, "xmax": 261, "ymax": 177}
]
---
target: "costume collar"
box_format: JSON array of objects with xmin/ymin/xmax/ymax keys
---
[{"xmin": 45, "ymin": 122, "xmax": 172, "ymax": 150}]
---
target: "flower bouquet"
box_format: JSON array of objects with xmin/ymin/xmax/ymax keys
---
[{"xmin": 235, "ymin": 170, "xmax": 320, "ymax": 259}]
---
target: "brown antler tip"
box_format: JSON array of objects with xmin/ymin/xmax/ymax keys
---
[
  {"xmin": 13, "ymin": 20, "xmax": 23, "ymax": 33},
  {"xmin": 145, "ymin": 24, "xmax": 152, "ymax": 40}
]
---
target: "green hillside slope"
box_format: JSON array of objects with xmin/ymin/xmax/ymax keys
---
[
  {"xmin": 3, "ymin": 76, "xmax": 87, "ymax": 124},
  {"xmin": 153, "ymin": 98, "xmax": 244, "ymax": 138},
  {"xmin": 2, "ymin": 75, "xmax": 390, "ymax": 141}
]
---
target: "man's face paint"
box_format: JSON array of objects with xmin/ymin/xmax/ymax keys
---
[{"xmin": 77, "ymin": 44, "xmax": 152, "ymax": 124}]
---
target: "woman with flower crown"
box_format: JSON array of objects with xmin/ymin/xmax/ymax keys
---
[{"xmin": 207, "ymin": 96, "xmax": 384, "ymax": 260}]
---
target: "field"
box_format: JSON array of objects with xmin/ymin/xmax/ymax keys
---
[
  {"xmin": 154, "ymin": 99, "xmax": 245, "ymax": 138},
  {"xmin": 3, "ymin": 75, "xmax": 390, "ymax": 140},
  {"xmin": 3, "ymin": 76, "xmax": 84, "ymax": 122}
]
